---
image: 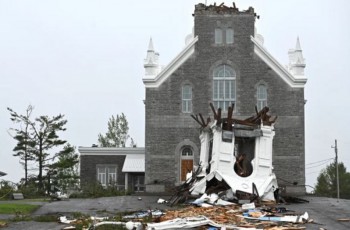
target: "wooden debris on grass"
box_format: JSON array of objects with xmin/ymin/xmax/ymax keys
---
[
  {"xmin": 158, "ymin": 205, "xmax": 308, "ymax": 229},
  {"xmin": 0, "ymin": 220, "xmax": 7, "ymax": 227}
]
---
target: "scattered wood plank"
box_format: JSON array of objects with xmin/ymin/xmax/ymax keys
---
[{"xmin": 337, "ymin": 218, "xmax": 350, "ymax": 222}]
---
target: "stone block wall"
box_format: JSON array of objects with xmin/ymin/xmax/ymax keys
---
[{"xmin": 144, "ymin": 5, "xmax": 305, "ymax": 194}]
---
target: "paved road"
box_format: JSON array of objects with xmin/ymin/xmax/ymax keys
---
[
  {"xmin": 1, "ymin": 196, "xmax": 350, "ymax": 229},
  {"xmin": 33, "ymin": 195, "xmax": 174, "ymax": 216},
  {"xmin": 284, "ymin": 196, "xmax": 350, "ymax": 230}
]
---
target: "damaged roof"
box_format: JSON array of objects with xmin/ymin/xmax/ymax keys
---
[
  {"xmin": 122, "ymin": 154, "xmax": 145, "ymax": 173},
  {"xmin": 193, "ymin": 2, "xmax": 256, "ymax": 16}
]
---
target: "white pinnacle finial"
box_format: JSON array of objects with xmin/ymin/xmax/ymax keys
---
[
  {"xmin": 148, "ymin": 37, "xmax": 154, "ymax": 51},
  {"xmin": 144, "ymin": 37, "xmax": 160, "ymax": 77},
  {"xmin": 295, "ymin": 36, "xmax": 302, "ymax": 51},
  {"xmin": 288, "ymin": 36, "xmax": 305, "ymax": 76}
]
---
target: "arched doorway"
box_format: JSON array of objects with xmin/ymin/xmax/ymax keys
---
[{"xmin": 180, "ymin": 147, "xmax": 194, "ymax": 182}]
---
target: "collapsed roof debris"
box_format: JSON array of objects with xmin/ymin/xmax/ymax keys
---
[
  {"xmin": 55, "ymin": 195, "xmax": 311, "ymax": 230},
  {"xmin": 193, "ymin": 2, "xmax": 260, "ymax": 19},
  {"xmin": 171, "ymin": 103, "xmax": 279, "ymax": 205},
  {"xmin": 148, "ymin": 205, "xmax": 309, "ymax": 230}
]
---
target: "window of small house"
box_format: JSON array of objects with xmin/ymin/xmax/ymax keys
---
[
  {"xmin": 215, "ymin": 28, "xmax": 223, "ymax": 44},
  {"xmin": 226, "ymin": 28, "xmax": 234, "ymax": 44},
  {"xmin": 97, "ymin": 165, "xmax": 117, "ymax": 187},
  {"xmin": 257, "ymin": 84, "xmax": 267, "ymax": 111},
  {"xmin": 182, "ymin": 85, "xmax": 192, "ymax": 113},
  {"xmin": 213, "ymin": 65, "xmax": 236, "ymax": 111}
]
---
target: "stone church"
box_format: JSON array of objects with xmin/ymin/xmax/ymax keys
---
[{"xmin": 143, "ymin": 3, "xmax": 307, "ymax": 195}]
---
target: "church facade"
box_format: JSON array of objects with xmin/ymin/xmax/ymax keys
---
[{"xmin": 142, "ymin": 3, "xmax": 307, "ymax": 195}]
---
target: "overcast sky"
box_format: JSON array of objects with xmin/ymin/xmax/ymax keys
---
[{"xmin": 1, "ymin": 0, "xmax": 349, "ymax": 191}]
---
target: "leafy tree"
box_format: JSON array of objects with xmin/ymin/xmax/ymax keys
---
[
  {"xmin": 98, "ymin": 113, "xmax": 132, "ymax": 147},
  {"xmin": 8, "ymin": 106, "xmax": 68, "ymax": 193},
  {"xmin": 314, "ymin": 162, "xmax": 350, "ymax": 199},
  {"xmin": 48, "ymin": 144, "xmax": 79, "ymax": 194}
]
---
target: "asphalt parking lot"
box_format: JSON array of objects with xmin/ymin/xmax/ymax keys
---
[{"xmin": 1, "ymin": 195, "xmax": 350, "ymax": 229}]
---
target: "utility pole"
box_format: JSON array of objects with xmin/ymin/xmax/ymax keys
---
[{"xmin": 332, "ymin": 139, "xmax": 340, "ymax": 201}]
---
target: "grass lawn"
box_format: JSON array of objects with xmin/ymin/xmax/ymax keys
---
[{"xmin": 0, "ymin": 203, "xmax": 40, "ymax": 215}]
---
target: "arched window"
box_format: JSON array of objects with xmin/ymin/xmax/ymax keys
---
[
  {"xmin": 257, "ymin": 84, "xmax": 267, "ymax": 111},
  {"xmin": 215, "ymin": 28, "xmax": 223, "ymax": 44},
  {"xmin": 181, "ymin": 147, "xmax": 193, "ymax": 157},
  {"xmin": 226, "ymin": 28, "xmax": 234, "ymax": 44},
  {"xmin": 182, "ymin": 85, "xmax": 192, "ymax": 113},
  {"xmin": 213, "ymin": 65, "xmax": 236, "ymax": 110}
]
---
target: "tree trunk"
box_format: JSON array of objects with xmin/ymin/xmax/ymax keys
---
[
  {"xmin": 38, "ymin": 138, "xmax": 43, "ymax": 193},
  {"xmin": 24, "ymin": 152, "xmax": 28, "ymax": 185}
]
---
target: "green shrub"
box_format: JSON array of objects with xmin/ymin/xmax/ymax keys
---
[
  {"xmin": 10, "ymin": 215, "xmax": 32, "ymax": 222},
  {"xmin": 18, "ymin": 183, "xmax": 42, "ymax": 199},
  {"xmin": 0, "ymin": 181, "xmax": 14, "ymax": 200},
  {"xmin": 15, "ymin": 177, "xmax": 47, "ymax": 199},
  {"xmin": 70, "ymin": 182, "xmax": 129, "ymax": 198},
  {"xmin": 72, "ymin": 212, "xmax": 90, "ymax": 219},
  {"xmin": 33, "ymin": 215, "xmax": 58, "ymax": 222}
]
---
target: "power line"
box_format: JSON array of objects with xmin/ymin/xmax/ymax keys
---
[
  {"xmin": 305, "ymin": 159, "xmax": 333, "ymax": 169},
  {"xmin": 306, "ymin": 171, "xmax": 321, "ymax": 175},
  {"xmin": 305, "ymin": 157, "xmax": 334, "ymax": 166}
]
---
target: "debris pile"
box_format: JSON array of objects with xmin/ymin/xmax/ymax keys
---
[
  {"xmin": 172, "ymin": 103, "xmax": 279, "ymax": 206},
  {"xmin": 56, "ymin": 194, "xmax": 312, "ymax": 230},
  {"xmin": 147, "ymin": 204, "xmax": 310, "ymax": 230}
]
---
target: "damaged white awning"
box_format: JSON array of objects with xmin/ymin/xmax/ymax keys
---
[{"xmin": 122, "ymin": 154, "xmax": 145, "ymax": 173}]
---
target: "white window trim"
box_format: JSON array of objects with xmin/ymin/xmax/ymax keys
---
[
  {"xmin": 257, "ymin": 84, "xmax": 268, "ymax": 111},
  {"xmin": 226, "ymin": 28, "xmax": 234, "ymax": 44},
  {"xmin": 213, "ymin": 65, "xmax": 236, "ymax": 111},
  {"xmin": 182, "ymin": 85, "xmax": 192, "ymax": 113},
  {"xmin": 215, "ymin": 28, "xmax": 223, "ymax": 44},
  {"xmin": 97, "ymin": 165, "xmax": 117, "ymax": 187}
]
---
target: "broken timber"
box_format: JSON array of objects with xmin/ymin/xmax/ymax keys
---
[{"xmin": 172, "ymin": 103, "xmax": 279, "ymax": 205}]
